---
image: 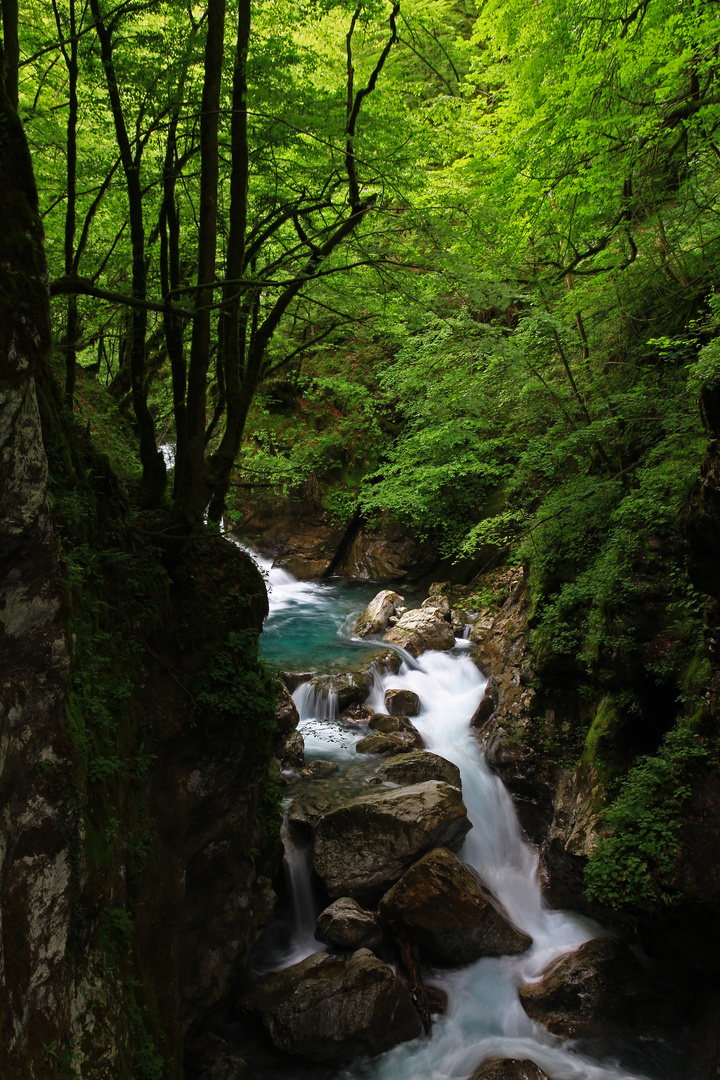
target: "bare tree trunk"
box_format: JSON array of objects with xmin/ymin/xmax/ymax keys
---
[
  {"xmin": 90, "ymin": 0, "xmax": 166, "ymax": 504},
  {"xmin": 173, "ymin": 0, "xmax": 226, "ymax": 527}
]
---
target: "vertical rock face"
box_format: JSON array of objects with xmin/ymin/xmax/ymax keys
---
[
  {"xmin": 0, "ymin": 83, "xmax": 280, "ymax": 1079},
  {"xmin": 0, "ymin": 78, "xmax": 75, "ymax": 1076}
]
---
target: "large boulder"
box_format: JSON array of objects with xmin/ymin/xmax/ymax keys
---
[
  {"xmin": 384, "ymin": 688, "xmax": 421, "ymax": 716},
  {"xmin": 315, "ymin": 897, "xmax": 386, "ymax": 952},
  {"xmin": 237, "ymin": 949, "xmax": 422, "ymax": 1061},
  {"xmin": 383, "ymin": 606, "xmax": 455, "ymax": 657},
  {"xmin": 356, "ymin": 731, "xmax": 421, "ymax": 755},
  {"xmin": 519, "ymin": 936, "xmax": 683, "ymax": 1038},
  {"xmin": 275, "ymin": 684, "xmax": 300, "ymax": 733},
  {"xmin": 379, "ymin": 848, "xmax": 531, "ymax": 963},
  {"xmin": 309, "ymin": 671, "xmax": 371, "ymax": 712},
  {"xmin": 313, "ymin": 781, "xmax": 471, "ymax": 902},
  {"xmin": 468, "ymin": 1059, "xmax": 554, "ymax": 1080},
  {"xmin": 378, "ymin": 751, "xmax": 462, "ymax": 789},
  {"xmin": 353, "ymin": 590, "xmax": 406, "ymax": 637}
]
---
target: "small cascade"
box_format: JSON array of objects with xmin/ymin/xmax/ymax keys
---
[
  {"xmin": 292, "ymin": 681, "xmax": 339, "ymax": 721},
  {"xmin": 280, "ymin": 816, "xmax": 321, "ymax": 962}
]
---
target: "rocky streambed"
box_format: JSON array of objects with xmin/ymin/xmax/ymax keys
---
[{"xmin": 187, "ymin": 562, "xmax": 689, "ymax": 1080}]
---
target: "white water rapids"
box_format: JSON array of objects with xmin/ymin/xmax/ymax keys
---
[{"xmin": 246, "ymin": 548, "xmax": 654, "ymax": 1080}]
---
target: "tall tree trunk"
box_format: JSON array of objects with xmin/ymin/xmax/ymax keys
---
[
  {"xmin": 173, "ymin": 0, "xmax": 226, "ymax": 527},
  {"xmin": 90, "ymin": 0, "xmax": 166, "ymax": 504},
  {"xmin": 207, "ymin": 0, "xmax": 251, "ymax": 522}
]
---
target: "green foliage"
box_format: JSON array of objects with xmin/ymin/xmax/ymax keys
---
[
  {"xmin": 196, "ymin": 630, "xmax": 278, "ymax": 736},
  {"xmin": 585, "ymin": 722, "xmax": 709, "ymax": 908}
]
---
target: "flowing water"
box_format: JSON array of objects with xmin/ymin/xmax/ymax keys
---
[{"xmin": 240, "ymin": 548, "xmax": 678, "ymax": 1080}]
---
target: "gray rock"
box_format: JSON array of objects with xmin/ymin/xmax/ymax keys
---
[
  {"xmin": 313, "ymin": 781, "xmax": 471, "ymax": 902},
  {"xmin": 379, "ymin": 848, "xmax": 532, "ymax": 963},
  {"xmin": 238, "ymin": 949, "xmax": 422, "ymax": 1061},
  {"xmin": 378, "ymin": 751, "xmax": 462, "ymax": 789},
  {"xmin": 353, "ymin": 590, "xmax": 406, "ymax": 637},
  {"xmin": 383, "ymin": 606, "xmax": 456, "ymax": 657},
  {"xmin": 315, "ymin": 897, "xmax": 386, "ymax": 952},
  {"xmin": 384, "ymin": 688, "xmax": 421, "ymax": 716}
]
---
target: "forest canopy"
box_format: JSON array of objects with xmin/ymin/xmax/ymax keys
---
[{"xmin": 4, "ymin": 0, "xmax": 720, "ymax": 914}]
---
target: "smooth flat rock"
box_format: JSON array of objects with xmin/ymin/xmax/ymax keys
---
[
  {"xmin": 315, "ymin": 897, "xmax": 386, "ymax": 952},
  {"xmin": 313, "ymin": 781, "xmax": 471, "ymax": 902},
  {"xmin": 378, "ymin": 751, "xmax": 462, "ymax": 790},
  {"xmin": 379, "ymin": 847, "xmax": 531, "ymax": 963},
  {"xmin": 238, "ymin": 949, "xmax": 421, "ymax": 1061}
]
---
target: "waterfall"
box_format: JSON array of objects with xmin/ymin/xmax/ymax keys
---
[{"xmin": 280, "ymin": 816, "xmax": 320, "ymax": 963}]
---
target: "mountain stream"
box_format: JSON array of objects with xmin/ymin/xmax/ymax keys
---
[{"xmin": 237, "ymin": 551, "xmax": 679, "ymax": 1080}]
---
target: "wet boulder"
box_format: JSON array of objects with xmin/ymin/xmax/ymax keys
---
[
  {"xmin": 379, "ymin": 848, "xmax": 531, "ymax": 963},
  {"xmin": 519, "ymin": 936, "xmax": 682, "ymax": 1038},
  {"xmin": 315, "ymin": 897, "xmax": 386, "ymax": 952},
  {"xmin": 468, "ymin": 1059, "xmax": 554, "ymax": 1080},
  {"xmin": 275, "ymin": 684, "xmax": 300, "ymax": 733},
  {"xmin": 301, "ymin": 759, "xmax": 339, "ymax": 779},
  {"xmin": 313, "ymin": 781, "xmax": 471, "ymax": 902},
  {"xmin": 378, "ymin": 751, "xmax": 462, "ymax": 790},
  {"xmin": 384, "ymin": 688, "xmax": 421, "ymax": 716},
  {"xmin": 309, "ymin": 671, "xmax": 371, "ymax": 711},
  {"xmin": 278, "ymin": 729, "xmax": 304, "ymax": 769},
  {"xmin": 356, "ymin": 731, "xmax": 420, "ymax": 755},
  {"xmin": 357, "ymin": 713, "xmax": 425, "ymax": 754},
  {"xmin": 238, "ymin": 949, "xmax": 422, "ymax": 1061},
  {"xmin": 353, "ymin": 590, "xmax": 406, "ymax": 637},
  {"xmin": 383, "ymin": 606, "xmax": 455, "ymax": 657}
]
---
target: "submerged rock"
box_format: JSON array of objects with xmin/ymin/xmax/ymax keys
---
[
  {"xmin": 378, "ymin": 750, "xmax": 462, "ymax": 789},
  {"xmin": 238, "ymin": 949, "xmax": 422, "ymax": 1061},
  {"xmin": 301, "ymin": 759, "xmax": 339, "ymax": 779},
  {"xmin": 353, "ymin": 590, "xmax": 406, "ymax": 637},
  {"xmin": 379, "ymin": 848, "xmax": 531, "ymax": 963},
  {"xmin": 468, "ymin": 1059, "xmax": 554, "ymax": 1080},
  {"xmin": 315, "ymin": 897, "xmax": 386, "ymax": 952},
  {"xmin": 383, "ymin": 606, "xmax": 456, "ymax": 657},
  {"xmin": 384, "ymin": 688, "xmax": 421, "ymax": 716},
  {"xmin": 313, "ymin": 781, "xmax": 471, "ymax": 901}
]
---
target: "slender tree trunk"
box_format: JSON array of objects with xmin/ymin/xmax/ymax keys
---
[
  {"xmin": 90, "ymin": 0, "xmax": 166, "ymax": 504},
  {"xmin": 53, "ymin": 0, "xmax": 79, "ymax": 407},
  {"xmin": 159, "ymin": 106, "xmax": 187, "ymax": 497},
  {"xmin": 173, "ymin": 0, "xmax": 226, "ymax": 527},
  {"xmin": 207, "ymin": 0, "xmax": 251, "ymax": 522}
]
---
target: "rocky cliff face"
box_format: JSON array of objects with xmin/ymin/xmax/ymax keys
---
[{"xmin": 0, "ymin": 101, "xmax": 281, "ymax": 1072}]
